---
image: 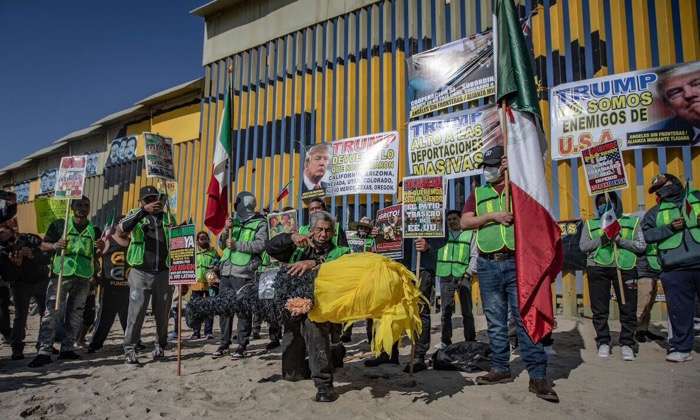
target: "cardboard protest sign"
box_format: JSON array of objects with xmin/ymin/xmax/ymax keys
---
[
  {"xmin": 402, "ymin": 176, "xmax": 445, "ymax": 238},
  {"xmin": 144, "ymin": 132, "xmax": 175, "ymax": 180},
  {"xmin": 374, "ymin": 204, "xmax": 404, "ymax": 260},
  {"xmin": 345, "ymin": 231, "xmax": 368, "ymax": 254},
  {"xmin": 268, "ymin": 209, "xmax": 298, "ymax": 238},
  {"xmin": 580, "ymin": 140, "xmax": 628, "ymax": 196},
  {"xmin": 157, "ymin": 180, "xmax": 178, "ymax": 214},
  {"xmin": 408, "ymin": 105, "xmax": 501, "ymax": 179},
  {"xmin": 550, "ymin": 60, "xmax": 700, "ymax": 160},
  {"xmin": 54, "ymin": 156, "xmax": 87, "ymax": 200},
  {"xmin": 169, "ymin": 224, "xmax": 197, "ymax": 285},
  {"xmin": 34, "ymin": 198, "xmax": 69, "ymax": 234}
]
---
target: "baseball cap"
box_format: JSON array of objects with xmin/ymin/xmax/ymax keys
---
[
  {"xmin": 648, "ymin": 173, "xmax": 680, "ymax": 194},
  {"xmin": 140, "ymin": 185, "xmax": 159, "ymax": 200},
  {"xmin": 482, "ymin": 146, "xmax": 504, "ymax": 166}
]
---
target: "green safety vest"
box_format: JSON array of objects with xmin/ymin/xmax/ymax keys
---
[
  {"xmin": 289, "ymin": 245, "xmax": 350, "ymax": 264},
  {"xmin": 587, "ymin": 216, "xmax": 639, "ymax": 270},
  {"xmin": 125, "ymin": 209, "xmax": 176, "ymax": 268},
  {"xmin": 475, "ymin": 185, "xmax": 515, "ymax": 253},
  {"xmin": 221, "ymin": 218, "xmax": 264, "ymax": 266},
  {"xmin": 196, "ymin": 248, "xmax": 220, "ymax": 283},
  {"xmin": 646, "ymin": 243, "xmax": 661, "ymax": 271},
  {"xmin": 259, "ymin": 251, "xmax": 279, "ymax": 272},
  {"xmin": 655, "ymin": 192, "xmax": 700, "ymax": 251},
  {"xmin": 299, "ymin": 222, "xmax": 342, "ymax": 246},
  {"xmin": 436, "ymin": 230, "xmax": 473, "ymax": 278},
  {"xmin": 52, "ymin": 219, "xmax": 96, "ymax": 279}
]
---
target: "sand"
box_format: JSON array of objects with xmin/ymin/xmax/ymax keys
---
[{"xmin": 1, "ymin": 312, "xmax": 699, "ymax": 419}]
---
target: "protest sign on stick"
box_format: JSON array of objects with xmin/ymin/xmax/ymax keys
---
[
  {"xmin": 144, "ymin": 132, "xmax": 176, "ymax": 180},
  {"xmin": 169, "ymin": 224, "xmax": 197, "ymax": 376},
  {"xmin": 374, "ymin": 204, "xmax": 404, "ymax": 260}
]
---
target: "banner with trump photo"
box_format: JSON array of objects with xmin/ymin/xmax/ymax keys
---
[
  {"xmin": 407, "ymin": 105, "xmax": 501, "ymax": 179},
  {"xmin": 550, "ymin": 60, "xmax": 700, "ymax": 160}
]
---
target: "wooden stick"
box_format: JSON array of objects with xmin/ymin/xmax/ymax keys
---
[
  {"xmin": 177, "ymin": 284, "xmax": 182, "ymax": 376},
  {"xmin": 603, "ymin": 191, "xmax": 626, "ymax": 305},
  {"xmin": 410, "ymin": 249, "xmax": 422, "ymax": 377},
  {"xmin": 54, "ymin": 201, "xmax": 72, "ymax": 310},
  {"xmin": 500, "ymin": 99, "xmax": 511, "ymax": 211}
]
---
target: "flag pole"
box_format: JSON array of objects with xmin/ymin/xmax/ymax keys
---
[
  {"xmin": 500, "ymin": 99, "xmax": 511, "ymax": 211},
  {"xmin": 410, "ymin": 246, "xmax": 421, "ymax": 377},
  {"xmin": 604, "ymin": 191, "xmax": 626, "ymax": 305},
  {"xmin": 54, "ymin": 200, "xmax": 72, "ymax": 310},
  {"xmin": 228, "ymin": 61, "xmax": 235, "ymax": 240},
  {"xmin": 177, "ymin": 284, "xmax": 182, "ymax": 376}
]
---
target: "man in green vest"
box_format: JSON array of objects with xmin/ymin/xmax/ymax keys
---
[
  {"xmin": 460, "ymin": 146, "xmax": 558, "ymax": 402},
  {"xmin": 642, "ymin": 173, "xmax": 700, "ymax": 363},
  {"xmin": 264, "ymin": 210, "xmax": 350, "ymax": 402},
  {"xmin": 212, "ymin": 191, "xmax": 268, "ymax": 360},
  {"xmin": 580, "ymin": 191, "xmax": 645, "ymax": 362},
  {"xmin": 299, "ymin": 197, "xmax": 348, "ymax": 247},
  {"xmin": 435, "ymin": 210, "xmax": 477, "ymax": 350},
  {"xmin": 29, "ymin": 196, "xmax": 104, "ymax": 367},
  {"xmin": 120, "ymin": 186, "xmax": 176, "ymax": 365}
]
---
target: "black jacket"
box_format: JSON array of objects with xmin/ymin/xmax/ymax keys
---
[
  {"xmin": 0, "ymin": 233, "xmax": 50, "ymax": 284},
  {"xmin": 119, "ymin": 209, "xmax": 169, "ymax": 271}
]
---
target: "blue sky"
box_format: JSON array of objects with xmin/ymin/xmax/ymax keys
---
[{"xmin": 0, "ymin": 1, "xmax": 205, "ymax": 169}]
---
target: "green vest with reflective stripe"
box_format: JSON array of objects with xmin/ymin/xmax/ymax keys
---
[
  {"xmin": 289, "ymin": 245, "xmax": 350, "ymax": 264},
  {"xmin": 126, "ymin": 209, "xmax": 175, "ymax": 268},
  {"xmin": 646, "ymin": 243, "xmax": 661, "ymax": 271},
  {"xmin": 221, "ymin": 219, "xmax": 264, "ymax": 266},
  {"xmin": 587, "ymin": 216, "xmax": 639, "ymax": 270},
  {"xmin": 196, "ymin": 248, "xmax": 219, "ymax": 283},
  {"xmin": 655, "ymin": 193, "xmax": 700, "ymax": 250},
  {"xmin": 52, "ymin": 219, "xmax": 96, "ymax": 279},
  {"xmin": 475, "ymin": 185, "xmax": 514, "ymax": 253},
  {"xmin": 299, "ymin": 222, "xmax": 342, "ymax": 246},
  {"xmin": 437, "ymin": 230, "xmax": 473, "ymax": 278},
  {"xmin": 259, "ymin": 251, "xmax": 280, "ymax": 272}
]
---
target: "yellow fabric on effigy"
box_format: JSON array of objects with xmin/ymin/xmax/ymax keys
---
[{"xmin": 308, "ymin": 253, "xmax": 427, "ymax": 357}]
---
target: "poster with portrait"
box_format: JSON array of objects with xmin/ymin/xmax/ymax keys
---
[
  {"xmin": 374, "ymin": 204, "xmax": 404, "ymax": 260},
  {"xmin": 301, "ymin": 143, "xmax": 332, "ymax": 201},
  {"xmin": 13, "ymin": 181, "xmax": 31, "ymax": 203},
  {"xmin": 144, "ymin": 132, "xmax": 175, "ymax": 180},
  {"xmin": 550, "ymin": 60, "xmax": 700, "ymax": 160},
  {"xmin": 267, "ymin": 209, "xmax": 298, "ymax": 238},
  {"xmin": 85, "ymin": 150, "xmax": 100, "ymax": 176},
  {"xmin": 39, "ymin": 169, "xmax": 57, "ymax": 195},
  {"xmin": 402, "ymin": 175, "xmax": 445, "ymax": 238},
  {"xmin": 107, "ymin": 135, "xmax": 138, "ymax": 166},
  {"xmin": 54, "ymin": 156, "xmax": 87, "ymax": 200}
]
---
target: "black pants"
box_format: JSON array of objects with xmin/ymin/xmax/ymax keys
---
[
  {"xmin": 415, "ymin": 270, "xmax": 434, "ymax": 359},
  {"xmin": 281, "ymin": 317, "xmax": 333, "ymax": 390},
  {"xmin": 587, "ymin": 266, "xmax": 638, "ymax": 347},
  {"xmin": 90, "ymin": 287, "xmax": 129, "ymax": 349},
  {"xmin": 190, "ymin": 290, "xmax": 213, "ymax": 335},
  {"xmin": 0, "ymin": 285, "xmax": 10, "ymax": 339},
  {"xmin": 218, "ymin": 275, "xmax": 252, "ymax": 348},
  {"xmin": 10, "ymin": 281, "xmax": 48, "ymax": 351},
  {"xmin": 440, "ymin": 275, "xmax": 476, "ymax": 343},
  {"xmin": 83, "ymin": 294, "xmax": 96, "ymax": 327}
]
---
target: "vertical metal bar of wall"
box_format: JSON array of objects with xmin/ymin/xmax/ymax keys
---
[
  {"xmin": 341, "ymin": 14, "xmax": 351, "ymax": 222},
  {"xmin": 270, "ymin": 39, "xmax": 280, "ymax": 212},
  {"xmin": 251, "ymin": 46, "xmax": 262, "ymax": 197}
]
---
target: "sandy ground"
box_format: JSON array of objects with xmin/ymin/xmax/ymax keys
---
[{"xmin": 1, "ymin": 311, "xmax": 699, "ymax": 419}]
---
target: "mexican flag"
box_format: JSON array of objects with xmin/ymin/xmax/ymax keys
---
[
  {"xmin": 101, "ymin": 208, "xmax": 116, "ymax": 240},
  {"xmin": 493, "ymin": 0, "xmax": 563, "ymax": 344},
  {"xmin": 204, "ymin": 88, "xmax": 232, "ymax": 235},
  {"xmin": 600, "ymin": 199, "xmax": 621, "ymax": 239},
  {"xmin": 683, "ymin": 181, "xmax": 696, "ymax": 227},
  {"xmin": 275, "ymin": 178, "xmax": 293, "ymax": 203}
]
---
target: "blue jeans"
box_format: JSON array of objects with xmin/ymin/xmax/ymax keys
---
[{"xmin": 477, "ymin": 256, "xmax": 547, "ymax": 379}]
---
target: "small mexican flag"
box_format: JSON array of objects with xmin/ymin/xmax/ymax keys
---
[
  {"xmin": 600, "ymin": 199, "xmax": 621, "ymax": 239},
  {"xmin": 684, "ymin": 181, "xmax": 696, "ymax": 227},
  {"xmin": 101, "ymin": 209, "xmax": 116, "ymax": 240},
  {"xmin": 275, "ymin": 178, "xmax": 293, "ymax": 203}
]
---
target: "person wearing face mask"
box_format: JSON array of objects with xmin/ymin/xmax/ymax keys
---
[
  {"xmin": 29, "ymin": 196, "xmax": 105, "ymax": 367},
  {"xmin": 579, "ymin": 192, "xmax": 645, "ymax": 361},
  {"xmin": 189, "ymin": 231, "xmax": 220, "ymax": 340},
  {"xmin": 642, "ymin": 174, "xmax": 700, "ymax": 363},
  {"xmin": 460, "ymin": 146, "xmax": 558, "ymax": 403},
  {"xmin": 212, "ymin": 192, "xmax": 268, "ymax": 360}
]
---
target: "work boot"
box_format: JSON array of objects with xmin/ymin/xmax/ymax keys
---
[
  {"xmin": 314, "ymin": 387, "xmax": 339, "ymax": 403},
  {"xmin": 476, "ymin": 370, "xmax": 513, "ymax": 385},
  {"xmin": 265, "ymin": 340, "xmax": 281, "ymax": 350},
  {"xmin": 364, "ymin": 352, "xmax": 399, "ymax": 367},
  {"xmin": 528, "ymin": 379, "xmax": 559, "ymax": 403},
  {"xmin": 403, "ymin": 357, "xmax": 428, "ymax": 373}
]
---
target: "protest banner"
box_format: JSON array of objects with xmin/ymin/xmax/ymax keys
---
[
  {"xmin": 157, "ymin": 180, "xmax": 178, "ymax": 214},
  {"xmin": 550, "ymin": 60, "xmax": 700, "ymax": 160},
  {"xmin": 34, "ymin": 198, "xmax": 69, "ymax": 234},
  {"xmin": 402, "ymin": 175, "xmax": 445, "ymax": 238},
  {"xmin": 107, "ymin": 135, "xmax": 138, "ymax": 166},
  {"xmin": 169, "ymin": 224, "xmax": 197, "ymax": 285},
  {"xmin": 580, "ymin": 140, "xmax": 628, "ymax": 196},
  {"xmin": 374, "ymin": 204, "xmax": 404, "ymax": 260},
  {"xmin": 13, "ymin": 181, "xmax": 31, "ymax": 203},
  {"xmin": 407, "ymin": 31, "xmax": 495, "ymax": 118},
  {"xmin": 407, "ymin": 105, "xmax": 501, "ymax": 179},
  {"xmin": 268, "ymin": 209, "xmax": 298, "ymax": 238},
  {"xmin": 54, "ymin": 156, "xmax": 87, "ymax": 199},
  {"xmin": 325, "ymin": 132, "xmax": 399, "ymax": 196},
  {"xmin": 39, "ymin": 169, "xmax": 57, "ymax": 195},
  {"xmin": 144, "ymin": 132, "xmax": 175, "ymax": 180}
]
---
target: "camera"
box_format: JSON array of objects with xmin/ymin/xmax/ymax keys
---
[
  {"xmin": 158, "ymin": 193, "xmax": 168, "ymax": 206},
  {"xmin": 0, "ymin": 191, "xmax": 16, "ymax": 201}
]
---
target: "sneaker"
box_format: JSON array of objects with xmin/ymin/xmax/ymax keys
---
[
  {"xmin": 597, "ymin": 344, "xmax": 611, "ymax": 358},
  {"xmin": 211, "ymin": 347, "xmax": 230, "ymax": 359},
  {"xmin": 434, "ymin": 342, "xmax": 448, "ymax": 350},
  {"xmin": 87, "ymin": 345, "xmax": 101, "ymax": 354},
  {"xmin": 265, "ymin": 340, "xmax": 281, "ymax": 350},
  {"xmin": 11, "ymin": 350, "xmax": 25, "ymax": 361},
  {"xmin": 125, "ymin": 352, "xmax": 140, "ymax": 365},
  {"xmin": 314, "ymin": 387, "xmax": 339, "ymax": 403},
  {"xmin": 666, "ymin": 351, "xmax": 693, "ymax": 363},
  {"xmin": 190, "ymin": 333, "xmax": 201, "ymax": 340},
  {"xmin": 58, "ymin": 350, "xmax": 82, "ymax": 360},
  {"xmin": 51, "ymin": 346, "xmax": 59, "ymax": 355},
  {"xmin": 169, "ymin": 332, "xmax": 178, "ymax": 339},
  {"xmin": 620, "ymin": 346, "xmax": 635, "ymax": 361},
  {"xmin": 152, "ymin": 345, "xmax": 165, "ymax": 358},
  {"xmin": 231, "ymin": 347, "xmax": 246, "ymax": 360},
  {"xmin": 136, "ymin": 341, "xmax": 146, "ymax": 352},
  {"xmin": 206, "ymin": 334, "xmax": 215, "ymax": 340},
  {"xmin": 544, "ymin": 346, "xmax": 557, "ymax": 356},
  {"xmin": 28, "ymin": 354, "xmax": 53, "ymax": 367}
]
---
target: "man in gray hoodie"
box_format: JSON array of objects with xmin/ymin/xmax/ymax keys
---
[
  {"xmin": 211, "ymin": 192, "xmax": 268, "ymax": 360},
  {"xmin": 642, "ymin": 174, "xmax": 700, "ymax": 363}
]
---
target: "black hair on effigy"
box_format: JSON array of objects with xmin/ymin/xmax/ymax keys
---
[{"xmin": 186, "ymin": 266, "xmax": 318, "ymax": 329}]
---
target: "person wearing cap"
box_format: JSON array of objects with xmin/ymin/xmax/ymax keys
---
[
  {"xmin": 579, "ymin": 191, "xmax": 644, "ymax": 361},
  {"xmin": 642, "ymin": 173, "xmax": 700, "ymax": 363},
  {"xmin": 212, "ymin": 191, "xmax": 268, "ymax": 360},
  {"xmin": 434, "ymin": 209, "xmax": 478, "ymax": 350},
  {"xmin": 28, "ymin": 196, "xmax": 105, "ymax": 367},
  {"xmin": 119, "ymin": 186, "xmax": 176, "ymax": 364},
  {"xmin": 460, "ymin": 146, "xmax": 558, "ymax": 402}
]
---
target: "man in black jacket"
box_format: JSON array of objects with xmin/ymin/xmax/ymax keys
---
[{"xmin": 0, "ymin": 224, "xmax": 50, "ymax": 360}]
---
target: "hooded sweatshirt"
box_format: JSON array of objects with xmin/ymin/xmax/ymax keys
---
[
  {"xmin": 579, "ymin": 191, "xmax": 646, "ymax": 269},
  {"xmin": 641, "ymin": 176, "xmax": 700, "ymax": 271}
]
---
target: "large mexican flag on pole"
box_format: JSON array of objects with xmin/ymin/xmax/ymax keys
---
[{"xmin": 204, "ymin": 89, "xmax": 232, "ymax": 235}]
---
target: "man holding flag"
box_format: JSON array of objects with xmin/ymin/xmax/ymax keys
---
[
  {"xmin": 459, "ymin": 0, "xmax": 563, "ymax": 402},
  {"xmin": 642, "ymin": 174, "xmax": 700, "ymax": 363}
]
